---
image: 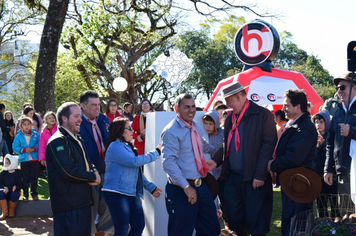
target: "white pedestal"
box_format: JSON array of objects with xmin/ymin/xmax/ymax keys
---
[{"xmin": 142, "ymin": 111, "xmax": 210, "ymax": 236}]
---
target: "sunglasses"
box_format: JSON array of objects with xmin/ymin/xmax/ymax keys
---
[
  {"xmin": 336, "ymin": 85, "xmax": 347, "ymax": 91},
  {"xmin": 125, "ymin": 126, "xmax": 133, "ymax": 131}
]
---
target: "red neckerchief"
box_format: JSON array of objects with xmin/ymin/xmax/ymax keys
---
[{"xmin": 226, "ymin": 99, "xmax": 250, "ymax": 158}]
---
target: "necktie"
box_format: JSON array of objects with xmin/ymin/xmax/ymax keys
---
[{"xmin": 89, "ymin": 119, "xmax": 104, "ymax": 158}]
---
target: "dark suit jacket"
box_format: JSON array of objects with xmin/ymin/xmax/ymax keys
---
[
  {"xmin": 212, "ymin": 100, "xmax": 277, "ymax": 181},
  {"xmin": 270, "ymin": 112, "xmax": 317, "ymax": 175}
]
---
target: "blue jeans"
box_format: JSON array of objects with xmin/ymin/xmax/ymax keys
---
[
  {"xmin": 0, "ymin": 190, "xmax": 20, "ymax": 202},
  {"xmin": 102, "ymin": 191, "xmax": 145, "ymax": 236}
]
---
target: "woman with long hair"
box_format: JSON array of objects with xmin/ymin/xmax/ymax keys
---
[
  {"xmin": 15, "ymin": 106, "xmax": 42, "ymax": 133},
  {"xmin": 105, "ymin": 99, "xmax": 124, "ymax": 123},
  {"xmin": 131, "ymin": 98, "xmax": 152, "ymax": 155},
  {"xmin": 102, "ymin": 117, "xmax": 162, "ymax": 236}
]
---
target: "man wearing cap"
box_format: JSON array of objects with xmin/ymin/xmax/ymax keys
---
[
  {"xmin": 324, "ymin": 72, "xmax": 356, "ymax": 220},
  {"xmin": 207, "ymin": 82, "xmax": 277, "ymax": 236},
  {"xmin": 267, "ymin": 89, "xmax": 317, "ymax": 236},
  {"xmin": 160, "ymin": 93, "xmax": 220, "ymax": 236}
]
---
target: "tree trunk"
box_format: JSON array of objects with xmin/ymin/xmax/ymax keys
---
[{"xmin": 34, "ymin": 0, "xmax": 69, "ymax": 115}]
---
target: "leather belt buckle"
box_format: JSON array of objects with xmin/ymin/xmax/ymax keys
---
[{"xmin": 194, "ymin": 178, "xmax": 202, "ymax": 187}]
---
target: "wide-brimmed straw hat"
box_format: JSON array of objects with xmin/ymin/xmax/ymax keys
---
[
  {"xmin": 221, "ymin": 82, "xmax": 249, "ymax": 99},
  {"xmin": 334, "ymin": 72, "xmax": 355, "ymax": 86},
  {"xmin": 279, "ymin": 167, "xmax": 322, "ymax": 204}
]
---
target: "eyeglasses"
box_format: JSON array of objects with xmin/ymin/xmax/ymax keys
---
[
  {"xmin": 336, "ymin": 85, "xmax": 346, "ymax": 91},
  {"xmin": 125, "ymin": 126, "xmax": 133, "ymax": 131},
  {"xmin": 142, "ymin": 103, "xmax": 150, "ymax": 106}
]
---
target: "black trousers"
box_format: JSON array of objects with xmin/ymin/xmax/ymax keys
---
[
  {"xmin": 223, "ymin": 172, "xmax": 273, "ymax": 236},
  {"xmin": 53, "ymin": 205, "xmax": 92, "ymax": 236},
  {"xmin": 21, "ymin": 161, "xmax": 38, "ymax": 197}
]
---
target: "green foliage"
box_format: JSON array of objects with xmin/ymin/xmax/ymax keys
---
[
  {"xmin": 177, "ymin": 17, "xmax": 244, "ymax": 99},
  {"xmin": 54, "ymin": 52, "xmax": 90, "ymax": 106},
  {"xmin": 317, "ymin": 222, "xmax": 356, "ymax": 236},
  {"xmin": 60, "ymin": 0, "xmax": 176, "ymax": 107},
  {"xmin": 2, "ymin": 72, "xmax": 35, "ymax": 118}
]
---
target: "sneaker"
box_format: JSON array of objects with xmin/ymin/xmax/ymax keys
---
[{"xmin": 23, "ymin": 196, "xmax": 29, "ymax": 202}]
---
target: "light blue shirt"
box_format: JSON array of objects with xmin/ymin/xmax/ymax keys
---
[{"xmin": 161, "ymin": 117, "xmax": 215, "ymax": 189}]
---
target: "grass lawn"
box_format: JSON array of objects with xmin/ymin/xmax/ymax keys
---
[{"xmin": 271, "ymin": 187, "xmax": 283, "ymax": 236}]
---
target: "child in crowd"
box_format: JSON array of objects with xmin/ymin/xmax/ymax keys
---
[
  {"xmin": 38, "ymin": 111, "xmax": 58, "ymax": 176},
  {"xmin": 202, "ymin": 110, "xmax": 227, "ymax": 234},
  {"xmin": 4, "ymin": 111, "xmax": 15, "ymax": 155},
  {"xmin": 274, "ymin": 110, "xmax": 288, "ymax": 137},
  {"xmin": 312, "ymin": 110, "xmax": 339, "ymax": 219},
  {"xmin": 202, "ymin": 110, "xmax": 224, "ymax": 179},
  {"xmin": 0, "ymin": 154, "xmax": 22, "ymax": 219},
  {"xmin": 12, "ymin": 116, "xmax": 40, "ymax": 201},
  {"xmin": 214, "ymin": 104, "xmax": 228, "ymax": 128}
]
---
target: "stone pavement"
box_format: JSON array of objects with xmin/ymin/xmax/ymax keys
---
[{"xmin": 0, "ymin": 216, "xmax": 53, "ymax": 236}]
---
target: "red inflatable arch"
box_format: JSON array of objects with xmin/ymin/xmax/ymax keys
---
[{"xmin": 205, "ymin": 66, "xmax": 324, "ymax": 115}]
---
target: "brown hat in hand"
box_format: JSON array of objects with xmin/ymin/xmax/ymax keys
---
[
  {"xmin": 203, "ymin": 172, "xmax": 219, "ymax": 200},
  {"xmin": 279, "ymin": 167, "xmax": 322, "ymax": 204}
]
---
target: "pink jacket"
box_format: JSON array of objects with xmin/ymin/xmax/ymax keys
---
[{"xmin": 38, "ymin": 123, "xmax": 58, "ymax": 163}]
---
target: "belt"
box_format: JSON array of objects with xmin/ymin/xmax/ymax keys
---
[{"xmin": 168, "ymin": 177, "xmax": 203, "ymax": 187}]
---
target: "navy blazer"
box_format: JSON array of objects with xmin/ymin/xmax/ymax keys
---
[
  {"xmin": 270, "ymin": 112, "xmax": 317, "ymax": 175},
  {"xmin": 79, "ymin": 113, "xmax": 110, "ymax": 174}
]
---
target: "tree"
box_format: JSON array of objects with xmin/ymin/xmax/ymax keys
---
[
  {"xmin": 0, "ymin": 0, "xmax": 44, "ymax": 90},
  {"xmin": 176, "ymin": 16, "xmax": 244, "ymax": 99},
  {"xmin": 33, "ymin": 0, "xmax": 69, "ymax": 115},
  {"xmin": 61, "ymin": 0, "xmax": 177, "ymax": 111},
  {"xmin": 275, "ymin": 31, "xmax": 334, "ymax": 100},
  {"xmin": 31, "ymin": 0, "xmax": 275, "ymax": 113}
]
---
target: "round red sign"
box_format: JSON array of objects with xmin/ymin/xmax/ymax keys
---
[{"xmin": 234, "ymin": 20, "xmax": 280, "ymax": 66}]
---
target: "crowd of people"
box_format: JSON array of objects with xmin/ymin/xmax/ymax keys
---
[{"xmin": 0, "ymin": 72, "xmax": 355, "ymax": 236}]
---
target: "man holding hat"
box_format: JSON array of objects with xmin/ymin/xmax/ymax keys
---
[
  {"xmin": 208, "ymin": 81, "xmax": 277, "ymax": 236},
  {"xmin": 324, "ymin": 72, "xmax": 356, "ymax": 220},
  {"xmin": 267, "ymin": 89, "xmax": 318, "ymax": 236}
]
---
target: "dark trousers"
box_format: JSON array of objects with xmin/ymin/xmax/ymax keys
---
[
  {"xmin": 53, "ymin": 205, "xmax": 91, "ymax": 236},
  {"xmin": 223, "ymin": 172, "xmax": 273, "ymax": 236},
  {"xmin": 102, "ymin": 191, "xmax": 144, "ymax": 236},
  {"xmin": 316, "ymin": 180, "xmax": 339, "ymax": 218},
  {"xmin": 0, "ymin": 190, "xmax": 20, "ymax": 202},
  {"xmin": 165, "ymin": 180, "xmax": 220, "ymax": 236},
  {"xmin": 281, "ymin": 190, "xmax": 313, "ymax": 236},
  {"xmin": 21, "ymin": 161, "xmax": 38, "ymax": 197}
]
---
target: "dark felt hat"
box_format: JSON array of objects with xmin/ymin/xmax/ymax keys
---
[
  {"xmin": 334, "ymin": 72, "xmax": 355, "ymax": 86},
  {"xmin": 279, "ymin": 167, "xmax": 322, "ymax": 204},
  {"xmin": 204, "ymin": 172, "xmax": 219, "ymax": 200},
  {"xmin": 221, "ymin": 82, "xmax": 249, "ymax": 99}
]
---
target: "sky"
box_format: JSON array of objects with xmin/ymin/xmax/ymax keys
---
[{"xmin": 252, "ymin": 0, "xmax": 356, "ymax": 78}]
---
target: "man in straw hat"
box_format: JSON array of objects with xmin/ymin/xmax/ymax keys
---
[
  {"xmin": 267, "ymin": 89, "xmax": 318, "ymax": 236},
  {"xmin": 324, "ymin": 72, "xmax": 356, "ymax": 221},
  {"xmin": 207, "ymin": 81, "xmax": 277, "ymax": 236}
]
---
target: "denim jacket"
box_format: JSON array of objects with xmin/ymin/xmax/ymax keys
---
[{"xmin": 102, "ymin": 140, "xmax": 159, "ymax": 198}]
